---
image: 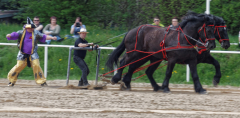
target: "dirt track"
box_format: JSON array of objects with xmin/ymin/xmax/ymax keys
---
[{"xmin": 1, "ymin": 79, "xmax": 240, "ymax": 118}]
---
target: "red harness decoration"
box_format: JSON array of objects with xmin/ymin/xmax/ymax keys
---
[
  {"xmin": 197, "ymin": 25, "xmax": 230, "ymax": 54},
  {"xmin": 102, "ymin": 24, "xmax": 214, "ymax": 77},
  {"xmin": 198, "ymin": 24, "xmax": 215, "ymax": 44},
  {"xmin": 127, "ymin": 24, "xmax": 212, "ymax": 58},
  {"xmin": 214, "ymin": 25, "xmax": 229, "ymax": 43}
]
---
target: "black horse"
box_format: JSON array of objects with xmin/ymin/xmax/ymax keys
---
[
  {"xmin": 196, "ymin": 15, "xmax": 230, "ymax": 87},
  {"xmin": 117, "ymin": 15, "xmax": 229, "ymax": 90},
  {"xmin": 106, "ymin": 12, "xmax": 216, "ymax": 94}
]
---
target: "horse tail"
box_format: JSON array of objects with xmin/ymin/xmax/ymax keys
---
[{"xmin": 106, "ymin": 32, "xmax": 128, "ymax": 70}]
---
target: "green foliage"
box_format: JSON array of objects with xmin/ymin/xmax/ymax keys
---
[
  {"xmin": 138, "ymin": 0, "xmax": 205, "ymax": 26},
  {"xmin": 193, "ymin": 0, "xmax": 240, "ymax": 35},
  {"xmin": 0, "ymin": 0, "xmax": 20, "ymax": 10},
  {"xmin": 1, "ymin": 0, "xmax": 240, "ymax": 86},
  {"xmin": 0, "ymin": 23, "xmax": 127, "ymax": 81},
  {"xmin": 14, "ymin": 0, "xmax": 100, "ymax": 28},
  {"xmin": 1, "ymin": 24, "xmax": 240, "ymax": 86},
  {"xmin": 3, "ymin": 0, "xmax": 239, "ymax": 34}
]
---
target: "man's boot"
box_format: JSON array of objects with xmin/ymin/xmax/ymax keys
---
[
  {"xmin": 8, "ymin": 82, "xmax": 14, "ymax": 87},
  {"xmin": 41, "ymin": 82, "xmax": 48, "ymax": 86},
  {"xmin": 83, "ymin": 81, "xmax": 90, "ymax": 87},
  {"xmin": 78, "ymin": 79, "xmax": 83, "ymax": 86}
]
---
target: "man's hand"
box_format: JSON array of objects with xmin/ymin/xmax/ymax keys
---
[
  {"xmin": 94, "ymin": 44, "xmax": 99, "ymax": 48},
  {"xmin": 78, "ymin": 43, "xmax": 88, "ymax": 47},
  {"xmin": 93, "ymin": 44, "xmax": 99, "ymax": 50},
  {"xmin": 78, "ymin": 43, "xmax": 85, "ymax": 47},
  {"xmin": 52, "ymin": 36, "xmax": 57, "ymax": 40},
  {"xmin": 89, "ymin": 43, "xmax": 94, "ymax": 46},
  {"xmin": 6, "ymin": 34, "xmax": 11, "ymax": 38}
]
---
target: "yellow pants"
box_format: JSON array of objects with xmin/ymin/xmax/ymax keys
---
[{"xmin": 7, "ymin": 59, "xmax": 46, "ymax": 85}]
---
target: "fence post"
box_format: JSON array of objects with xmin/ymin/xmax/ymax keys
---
[
  {"xmin": 186, "ymin": 64, "xmax": 190, "ymax": 82},
  {"xmin": 95, "ymin": 49, "xmax": 101, "ymax": 85},
  {"xmin": 44, "ymin": 46, "xmax": 48, "ymax": 78},
  {"xmin": 66, "ymin": 47, "xmax": 72, "ymax": 86},
  {"xmin": 205, "ymin": 0, "xmax": 211, "ymax": 14}
]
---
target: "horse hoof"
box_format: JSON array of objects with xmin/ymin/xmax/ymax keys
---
[
  {"xmin": 199, "ymin": 91, "xmax": 208, "ymax": 95},
  {"xmin": 212, "ymin": 80, "xmax": 218, "ymax": 87},
  {"xmin": 162, "ymin": 87, "xmax": 170, "ymax": 93},
  {"xmin": 120, "ymin": 87, "xmax": 131, "ymax": 91},
  {"xmin": 124, "ymin": 88, "xmax": 131, "ymax": 91},
  {"xmin": 110, "ymin": 79, "xmax": 116, "ymax": 85},
  {"xmin": 153, "ymin": 86, "xmax": 163, "ymax": 92},
  {"xmin": 119, "ymin": 83, "xmax": 131, "ymax": 91},
  {"xmin": 163, "ymin": 90, "xmax": 171, "ymax": 93}
]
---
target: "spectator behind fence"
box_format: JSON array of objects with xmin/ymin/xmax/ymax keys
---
[
  {"xmin": 73, "ymin": 28, "xmax": 98, "ymax": 87},
  {"xmin": 70, "ymin": 17, "xmax": 86, "ymax": 39},
  {"xmin": 33, "ymin": 16, "xmax": 43, "ymax": 33},
  {"xmin": 170, "ymin": 16, "xmax": 179, "ymax": 29},
  {"xmin": 152, "ymin": 17, "xmax": 164, "ymax": 27},
  {"xmin": 43, "ymin": 16, "xmax": 63, "ymax": 44}
]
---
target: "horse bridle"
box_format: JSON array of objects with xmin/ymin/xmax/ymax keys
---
[
  {"xmin": 214, "ymin": 25, "xmax": 229, "ymax": 43},
  {"xmin": 197, "ymin": 23, "xmax": 215, "ymax": 47}
]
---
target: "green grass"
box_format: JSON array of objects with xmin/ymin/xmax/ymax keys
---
[{"xmin": 1, "ymin": 23, "xmax": 240, "ymax": 87}]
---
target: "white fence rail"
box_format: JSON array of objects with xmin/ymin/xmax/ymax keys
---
[
  {"xmin": 186, "ymin": 50, "xmax": 240, "ymax": 82},
  {"xmin": 0, "ymin": 43, "xmax": 115, "ymax": 78},
  {"xmin": 0, "ymin": 43, "xmax": 240, "ymax": 82}
]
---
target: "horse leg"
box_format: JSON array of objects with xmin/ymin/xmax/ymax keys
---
[
  {"xmin": 189, "ymin": 59, "xmax": 207, "ymax": 94},
  {"xmin": 145, "ymin": 57, "xmax": 162, "ymax": 91},
  {"xmin": 161, "ymin": 59, "xmax": 176, "ymax": 93},
  {"xmin": 112, "ymin": 52, "xmax": 146, "ymax": 84},
  {"xmin": 200, "ymin": 55, "xmax": 221, "ymax": 87},
  {"xmin": 121, "ymin": 56, "xmax": 150, "ymax": 90},
  {"xmin": 111, "ymin": 56, "xmax": 126, "ymax": 84}
]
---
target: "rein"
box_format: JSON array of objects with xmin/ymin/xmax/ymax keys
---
[
  {"xmin": 167, "ymin": 23, "xmax": 214, "ymax": 47},
  {"xmin": 101, "ymin": 23, "xmax": 214, "ymax": 78}
]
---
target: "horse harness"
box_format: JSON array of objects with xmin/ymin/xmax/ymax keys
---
[{"xmin": 126, "ymin": 24, "xmax": 214, "ymax": 60}]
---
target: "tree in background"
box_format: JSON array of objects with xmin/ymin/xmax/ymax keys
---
[
  {"xmin": 3, "ymin": 0, "xmax": 240, "ymax": 34},
  {"xmin": 0, "ymin": 0, "xmax": 20, "ymax": 10},
  {"xmin": 14, "ymin": 0, "xmax": 98, "ymax": 28},
  {"xmin": 194, "ymin": 0, "xmax": 240, "ymax": 35}
]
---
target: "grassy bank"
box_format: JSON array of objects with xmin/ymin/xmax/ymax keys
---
[{"xmin": 0, "ymin": 23, "xmax": 240, "ymax": 86}]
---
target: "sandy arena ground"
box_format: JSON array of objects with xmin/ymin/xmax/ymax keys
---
[{"xmin": 1, "ymin": 78, "xmax": 240, "ymax": 118}]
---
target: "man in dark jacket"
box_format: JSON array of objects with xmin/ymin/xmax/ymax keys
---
[{"xmin": 73, "ymin": 28, "xmax": 98, "ymax": 86}]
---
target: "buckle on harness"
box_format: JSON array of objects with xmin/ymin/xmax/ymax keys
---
[
  {"xmin": 204, "ymin": 42, "xmax": 209, "ymax": 48},
  {"xmin": 194, "ymin": 46, "xmax": 199, "ymax": 52}
]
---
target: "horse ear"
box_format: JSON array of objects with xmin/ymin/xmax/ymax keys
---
[{"xmin": 204, "ymin": 15, "xmax": 210, "ymax": 23}]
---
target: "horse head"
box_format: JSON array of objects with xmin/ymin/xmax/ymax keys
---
[
  {"xmin": 213, "ymin": 16, "xmax": 230, "ymax": 49},
  {"xmin": 180, "ymin": 11, "xmax": 216, "ymax": 50},
  {"xmin": 198, "ymin": 14, "xmax": 216, "ymax": 50}
]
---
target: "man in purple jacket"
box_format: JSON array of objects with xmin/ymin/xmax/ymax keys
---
[{"xmin": 6, "ymin": 17, "xmax": 57, "ymax": 86}]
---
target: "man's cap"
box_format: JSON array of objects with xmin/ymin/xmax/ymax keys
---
[{"xmin": 78, "ymin": 28, "xmax": 89, "ymax": 34}]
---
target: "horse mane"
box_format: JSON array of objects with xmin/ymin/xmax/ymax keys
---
[
  {"xmin": 213, "ymin": 15, "xmax": 225, "ymax": 25},
  {"xmin": 179, "ymin": 11, "xmax": 206, "ymax": 29}
]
